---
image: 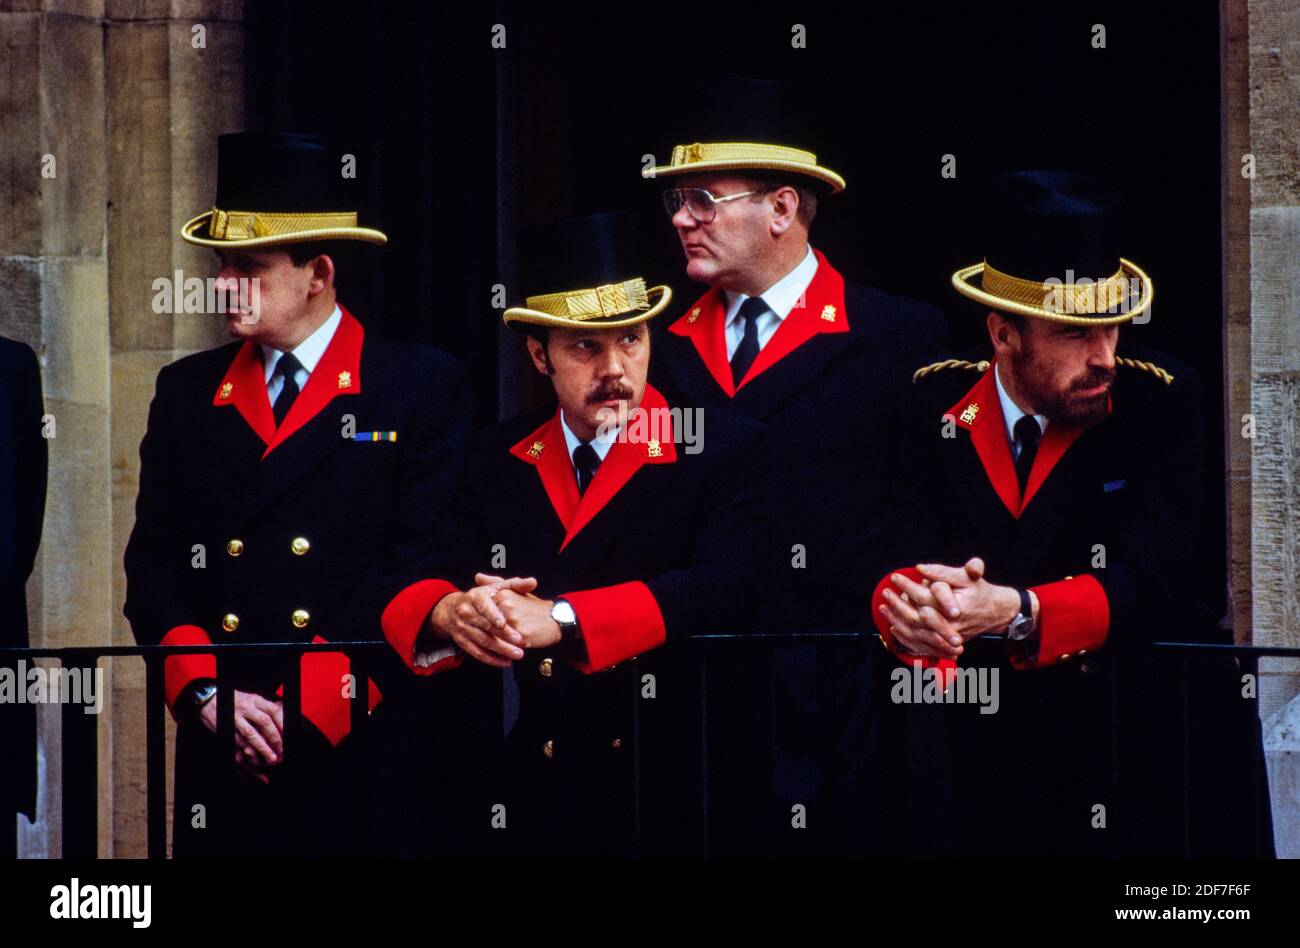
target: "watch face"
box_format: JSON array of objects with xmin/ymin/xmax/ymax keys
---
[
  {"xmin": 552, "ymin": 600, "xmax": 577, "ymax": 625},
  {"xmin": 1008, "ymin": 615, "xmax": 1033, "ymax": 640}
]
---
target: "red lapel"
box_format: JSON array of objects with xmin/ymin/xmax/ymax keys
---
[
  {"xmin": 666, "ymin": 248, "xmax": 851, "ymax": 396},
  {"xmin": 211, "ymin": 307, "xmax": 365, "ymax": 458},
  {"xmin": 212, "ymin": 338, "xmax": 277, "ymax": 445},
  {"xmin": 509, "ymin": 384, "xmax": 679, "ymax": 550},
  {"xmin": 947, "ymin": 362, "xmax": 1089, "ymax": 519},
  {"xmin": 666, "ymin": 285, "xmax": 731, "ymax": 394}
]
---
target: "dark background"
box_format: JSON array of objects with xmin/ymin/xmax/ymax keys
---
[{"xmin": 246, "ymin": 0, "xmax": 1227, "ymax": 618}]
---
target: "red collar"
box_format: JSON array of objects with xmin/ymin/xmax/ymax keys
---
[
  {"xmin": 212, "ymin": 306, "xmax": 364, "ymax": 458},
  {"xmin": 946, "ymin": 363, "xmax": 1100, "ymax": 518},
  {"xmin": 667, "ymin": 248, "xmax": 850, "ymax": 396},
  {"xmin": 509, "ymin": 384, "xmax": 678, "ymax": 550}
]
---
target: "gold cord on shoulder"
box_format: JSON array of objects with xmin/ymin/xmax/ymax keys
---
[{"xmin": 912, "ymin": 358, "xmax": 991, "ymax": 383}]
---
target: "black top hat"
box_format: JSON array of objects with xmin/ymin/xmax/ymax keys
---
[
  {"xmin": 504, "ymin": 211, "xmax": 672, "ymax": 331},
  {"xmin": 180, "ymin": 131, "xmax": 387, "ymax": 248},
  {"xmin": 646, "ymin": 77, "xmax": 845, "ymax": 193},
  {"xmin": 952, "ymin": 170, "xmax": 1152, "ymax": 324}
]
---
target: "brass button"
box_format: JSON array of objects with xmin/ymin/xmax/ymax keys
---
[
  {"xmin": 221, "ymin": 613, "xmax": 239, "ymax": 633},
  {"xmin": 290, "ymin": 536, "xmax": 310, "ymax": 556},
  {"xmin": 226, "ymin": 539, "xmax": 244, "ymax": 557},
  {"xmin": 539, "ymin": 657, "xmax": 553, "ymax": 678},
  {"xmin": 542, "ymin": 740, "xmax": 553, "ymax": 759},
  {"xmin": 610, "ymin": 738, "xmax": 622, "ymax": 750},
  {"xmin": 1080, "ymin": 658, "xmax": 1098, "ymax": 676},
  {"xmin": 291, "ymin": 609, "xmax": 310, "ymax": 629},
  {"xmin": 1058, "ymin": 653, "xmax": 1071, "ymax": 662}
]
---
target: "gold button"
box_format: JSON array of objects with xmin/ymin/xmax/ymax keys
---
[
  {"xmin": 539, "ymin": 657, "xmax": 553, "ymax": 678},
  {"xmin": 291, "ymin": 537, "xmax": 310, "ymax": 556},
  {"xmin": 610, "ymin": 738, "xmax": 622, "ymax": 750},
  {"xmin": 291, "ymin": 609, "xmax": 310, "ymax": 629},
  {"xmin": 1058, "ymin": 653, "xmax": 1071, "ymax": 662},
  {"xmin": 542, "ymin": 740, "xmax": 553, "ymax": 759},
  {"xmin": 226, "ymin": 539, "xmax": 244, "ymax": 557},
  {"xmin": 221, "ymin": 613, "xmax": 239, "ymax": 632}
]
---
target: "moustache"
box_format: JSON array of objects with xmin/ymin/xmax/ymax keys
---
[
  {"xmin": 1072, "ymin": 368, "xmax": 1116, "ymax": 393},
  {"xmin": 588, "ymin": 386, "xmax": 633, "ymax": 405}
]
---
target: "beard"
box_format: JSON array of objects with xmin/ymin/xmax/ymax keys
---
[{"xmin": 1018, "ymin": 350, "xmax": 1115, "ymax": 428}]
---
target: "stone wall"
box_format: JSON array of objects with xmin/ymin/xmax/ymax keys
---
[
  {"xmin": 1228, "ymin": 0, "xmax": 1300, "ymax": 857},
  {"xmin": 0, "ymin": 0, "xmax": 245, "ymax": 857}
]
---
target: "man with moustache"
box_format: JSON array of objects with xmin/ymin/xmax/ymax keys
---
[
  {"xmin": 381, "ymin": 211, "xmax": 771, "ymax": 857},
  {"xmin": 871, "ymin": 170, "xmax": 1269, "ymax": 856},
  {"xmin": 645, "ymin": 79, "xmax": 949, "ymax": 855},
  {"xmin": 124, "ymin": 132, "xmax": 471, "ymax": 856}
]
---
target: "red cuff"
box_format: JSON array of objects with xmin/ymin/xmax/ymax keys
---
[
  {"xmin": 161, "ymin": 625, "xmax": 216, "ymax": 714},
  {"xmin": 562, "ymin": 581, "xmax": 666, "ymax": 673},
  {"xmin": 870, "ymin": 568, "xmax": 958, "ymax": 677},
  {"xmin": 381, "ymin": 578, "xmax": 463, "ymax": 675},
  {"xmin": 275, "ymin": 636, "xmax": 382, "ymax": 746},
  {"xmin": 1015, "ymin": 574, "xmax": 1110, "ymax": 670}
]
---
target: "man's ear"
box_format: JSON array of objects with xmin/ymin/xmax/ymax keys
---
[
  {"xmin": 525, "ymin": 336, "xmax": 553, "ymax": 376},
  {"xmin": 768, "ymin": 186, "xmax": 800, "ymax": 236},
  {"xmin": 986, "ymin": 311, "xmax": 1020, "ymax": 359},
  {"xmin": 307, "ymin": 254, "xmax": 335, "ymax": 298}
]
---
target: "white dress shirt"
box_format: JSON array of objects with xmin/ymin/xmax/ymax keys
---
[
  {"xmin": 561, "ymin": 411, "xmax": 619, "ymax": 477},
  {"xmin": 260, "ymin": 305, "xmax": 343, "ymax": 404},
  {"xmin": 994, "ymin": 362, "xmax": 1048, "ymax": 459},
  {"xmin": 723, "ymin": 245, "xmax": 819, "ymax": 359}
]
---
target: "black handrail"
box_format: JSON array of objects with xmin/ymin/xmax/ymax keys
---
[{"xmin": 0, "ymin": 634, "xmax": 1283, "ymax": 858}]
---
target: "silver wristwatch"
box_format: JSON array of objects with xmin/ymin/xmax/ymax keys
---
[{"xmin": 551, "ymin": 598, "xmax": 580, "ymax": 644}]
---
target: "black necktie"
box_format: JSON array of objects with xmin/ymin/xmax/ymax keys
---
[
  {"xmin": 573, "ymin": 442, "xmax": 601, "ymax": 494},
  {"xmin": 272, "ymin": 352, "xmax": 304, "ymax": 426},
  {"xmin": 1014, "ymin": 414, "xmax": 1042, "ymax": 493},
  {"xmin": 730, "ymin": 296, "xmax": 767, "ymax": 387}
]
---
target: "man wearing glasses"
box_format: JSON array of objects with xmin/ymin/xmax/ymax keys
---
[{"xmin": 645, "ymin": 78, "xmax": 949, "ymax": 856}]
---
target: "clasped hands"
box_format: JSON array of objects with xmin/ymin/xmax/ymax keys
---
[
  {"xmin": 428, "ymin": 572, "xmax": 560, "ymax": 668},
  {"xmin": 877, "ymin": 557, "xmax": 1031, "ymax": 660}
]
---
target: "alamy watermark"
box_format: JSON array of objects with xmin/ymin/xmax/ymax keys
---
[
  {"xmin": 595, "ymin": 403, "xmax": 705, "ymax": 454},
  {"xmin": 152, "ymin": 270, "xmax": 261, "ymax": 324},
  {"xmin": 0, "ymin": 662, "xmax": 104, "ymax": 714}
]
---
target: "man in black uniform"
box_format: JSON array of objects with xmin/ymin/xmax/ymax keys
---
[
  {"xmin": 124, "ymin": 132, "xmax": 471, "ymax": 857},
  {"xmin": 872, "ymin": 170, "xmax": 1270, "ymax": 857},
  {"xmin": 644, "ymin": 78, "xmax": 949, "ymax": 854},
  {"xmin": 0, "ymin": 336, "xmax": 47, "ymax": 859},
  {"xmin": 382, "ymin": 211, "xmax": 772, "ymax": 857}
]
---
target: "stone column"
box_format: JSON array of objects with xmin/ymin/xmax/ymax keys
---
[{"xmin": 1229, "ymin": 0, "xmax": 1300, "ymax": 856}]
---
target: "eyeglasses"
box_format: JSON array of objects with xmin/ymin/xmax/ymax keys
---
[{"xmin": 662, "ymin": 187, "xmax": 758, "ymax": 223}]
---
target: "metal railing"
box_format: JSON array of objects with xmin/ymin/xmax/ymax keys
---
[{"xmin": 1, "ymin": 634, "xmax": 1291, "ymax": 858}]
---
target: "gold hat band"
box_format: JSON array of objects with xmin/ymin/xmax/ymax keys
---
[
  {"xmin": 524, "ymin": 278, "xmax": 651, "ymax": 321},
  {"xmin": 981, "ymin": 262, "xmax": 1132, "ymax": 316},
  {"xmin": 667, "ymin": 141, "xmax": 818, "ymax": 169},
  {"xmin": 209, "ymin": 207, "xmax": 359, "ymax": 241}
]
